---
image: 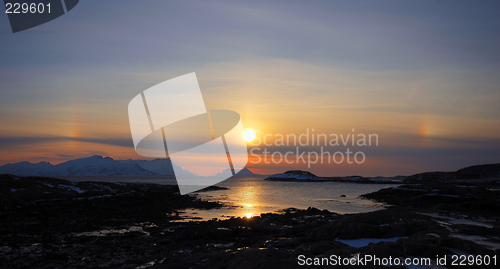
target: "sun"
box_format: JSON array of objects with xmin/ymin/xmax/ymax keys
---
[{"xmin": 244, "ymin": 129, "xmax": 256, "ymax": 142}]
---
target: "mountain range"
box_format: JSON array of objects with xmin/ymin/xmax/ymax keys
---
[{"xmin": 0, "ymin": 155, "xmax": 262, "ymax": 177}]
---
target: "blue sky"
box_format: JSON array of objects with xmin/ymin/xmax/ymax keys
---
[{"xmin": 1, "ymin": 0, "xmax": 499, "ymax": 176}]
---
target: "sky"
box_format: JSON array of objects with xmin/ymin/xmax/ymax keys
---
[{"xmin": 0, "ymin": 0, "xmax": 499, "ymax": 176}]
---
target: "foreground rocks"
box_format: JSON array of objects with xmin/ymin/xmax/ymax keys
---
[
  {"xmin": 1, "ymin": 174, "xmax": 499, "ymax": 268},
  {"xmin": 362, "ymin": 182, "xmax": 500, "ymax": 217}
]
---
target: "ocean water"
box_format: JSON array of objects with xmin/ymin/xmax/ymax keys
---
[
  {"xmin": 61, "ymin": 176, "xmax": 398, "ymax": 220},
  {"xmin": 188, "ymin": 177, "xmax": 397, "ymax": 220}
]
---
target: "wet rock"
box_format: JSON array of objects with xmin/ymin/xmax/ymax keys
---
[
  {"xmin": 2, "ymin": 175, "xmax": 499, "ymax": 268},
  {"xmin": 261, "ymin": 247, "xmax": 288, "ymax": 259}
]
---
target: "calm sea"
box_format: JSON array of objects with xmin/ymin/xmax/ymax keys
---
[{"xmin": 61, "ymin": 176, "xmax": 398, "ymax": 221}]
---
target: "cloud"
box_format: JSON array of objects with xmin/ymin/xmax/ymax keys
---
[
  {"xmin": 0, "ymin": 136, "xmax": 133, "ymax": 150},
  {"xmin": 0, "ymin": 1, "xmax": 499, "ymax": 174}
]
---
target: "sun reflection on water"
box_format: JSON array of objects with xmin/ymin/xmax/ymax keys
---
[
  {"xmin": 177, "ymin": 177, "xmax": 393, "ymax": 222},
  {"xmin": 240, "ymin": 185, "xmax": 258, "ymax": 218}
]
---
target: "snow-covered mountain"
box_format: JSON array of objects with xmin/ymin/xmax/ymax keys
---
[
  {"xmin": 118, "ymin": 158, "xmax": 199, "ymax": 177},
  {"xmin": 0, "ymin": 161, "xmax": 55, "ymax": 176},
  {"xmin": 0, "ymin": 155, "xmax": 261, "ymax": 177},
  {"xmin": 54, "ymin": 156, "xmax": 159, "ymax": 176},
  {"xmin": 0, "ymin": 156, "xmax": 157, "ymax": 176},
  {"xmin": 0, "ymin": 155, "xmax": 173, "ymax": 176}
]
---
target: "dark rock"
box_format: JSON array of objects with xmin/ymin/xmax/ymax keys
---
[
  {"xmin": 194, "ymin": 186, "xmax": 229, "ymax": 192},
  {"xmin": 1, "ymin": 174, "xmax": 499, "ymax": 268},
  {"xmin": 261, "ymin": 247, "xmax": 288, "ymax": 259},
  {"xmin": 156, "ymin": 238, "xmax": 173, "ymax": 245}
]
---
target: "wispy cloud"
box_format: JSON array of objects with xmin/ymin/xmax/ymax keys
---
[{"xmin": 0, "ymin": 136, "xmax": 133, "ymax": 150}]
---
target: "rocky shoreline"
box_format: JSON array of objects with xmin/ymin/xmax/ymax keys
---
[{"xmin": 1, "ymin": 174, "xmax": 499, "ymax": 268}]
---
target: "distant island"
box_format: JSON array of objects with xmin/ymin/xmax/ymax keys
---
[
  {"xmin": 265, "ymin": 170, "xmax": 406, "ymax": 184},
  {"xmin": 265, "ymin": 163, "xmax": 500, "ymax": 184}
]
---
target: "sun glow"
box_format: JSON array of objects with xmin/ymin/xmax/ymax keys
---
[{"xmin": 244, "ymin": 129, "xmax": 256, "ymax": 142}]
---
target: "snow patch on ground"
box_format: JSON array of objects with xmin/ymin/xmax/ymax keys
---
[
  {"xmin": 59, "ymin": 185, "xmax": 86, "ymax": 194},
  {"xmin": 425, "ymin": 193, "xmax": 460, "ymax": 198},
  {"xmin": 11, "ymin": 188, "xmax": 24, "ymax": 192},
  {"xmin": 73, "ymin": 226, "xmax": 149, "ymax": 237},
  {"xmin": 421, "ymin": 213, "xmax": 500, "ymax": 250},
  {"xmin": 393, "ymin": 187, "xmax": 426, "ymax": 192},
  {"xmin": 337, "ymin": 237, "xmax": 408, "ymax": 248},
  {"xmin": 421, "ymin": 213, "xmax": 494, "ymax": 228}
]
